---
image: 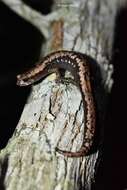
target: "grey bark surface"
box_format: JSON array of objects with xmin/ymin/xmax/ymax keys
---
[{"xmin": 0, "ymin": 0, "xmax": 122, "ymax": 190}]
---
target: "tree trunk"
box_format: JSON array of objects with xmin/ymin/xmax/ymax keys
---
[{"xmin": 0, "ymin": 0, "xmax": 122, "ymax": 190}]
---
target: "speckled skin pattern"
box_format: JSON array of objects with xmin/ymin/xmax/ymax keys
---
[{"xmin": 17, "ymin": 50, "xmax": 96, "ymax": 157}]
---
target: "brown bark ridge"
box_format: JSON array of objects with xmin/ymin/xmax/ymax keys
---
[{"xmin": 0, "ymin": 0, "xmax": 121, "ymax": 190}]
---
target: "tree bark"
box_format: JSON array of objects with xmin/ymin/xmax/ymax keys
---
[{"xmin": 0, "ymin": 0, "xmax": 121, "ymax": 190}]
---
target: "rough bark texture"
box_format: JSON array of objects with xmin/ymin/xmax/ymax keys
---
[{"xmin": 0, "ymin": 0, "xmax": 122, "ymax": 190}]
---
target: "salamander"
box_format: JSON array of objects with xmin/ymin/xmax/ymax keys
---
[{"xmin": 17, "ymin": 50, "xmax": 96, "ymax": 157}]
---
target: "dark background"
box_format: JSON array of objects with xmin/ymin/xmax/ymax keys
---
[
  {"xmin": 94, "ymin": 5, "xmax": 127, "ymax": 190},
  {"xmin": 0, "ymin": 1, "xmax": 127, "ymax": 190}
]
